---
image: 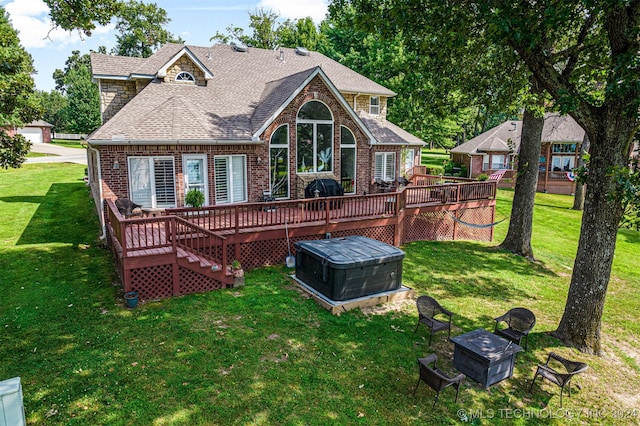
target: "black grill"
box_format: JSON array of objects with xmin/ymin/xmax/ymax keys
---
[{"xmin": 304, "ymin": 179, "xmax": 344, "ymax": 210}]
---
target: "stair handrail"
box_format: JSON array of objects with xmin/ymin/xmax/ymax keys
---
[{"xmin": 173, "ymin": 216, "xmax": 227, "ymax": 271}]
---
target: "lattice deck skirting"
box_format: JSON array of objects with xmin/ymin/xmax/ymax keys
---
[{"xmin": 111, "ymin": 201, "xmax": 495, "ymax": 303}]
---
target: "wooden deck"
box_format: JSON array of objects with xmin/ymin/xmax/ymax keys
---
[{"xmin": 105, "ymin": 177, "xmax": 498, "ymax": 300}]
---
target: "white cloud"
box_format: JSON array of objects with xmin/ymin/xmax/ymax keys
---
[
  {"xmin": 256, "ymin": 0, "xmax": 329, "ymax": 23},
  {"xmin": 4, "ymin": 0, "xmax": 113, "ymax": 49}
]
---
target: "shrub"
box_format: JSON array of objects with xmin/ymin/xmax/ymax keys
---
[
  {"xmin": 185, "ymin": 189, "xmax": 205, "ymax": 207},
  {"xmin": 477, "ymin": 173, "xmax": 489, "ymax": 181}
]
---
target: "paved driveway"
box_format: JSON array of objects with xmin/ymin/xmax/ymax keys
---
[{"xmin": 25, "ymin": 143, "xmax": 87, "ymax": 165}]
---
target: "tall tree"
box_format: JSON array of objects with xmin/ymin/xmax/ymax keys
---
[
  {"xmin": 63, "ymin": 65, "xmax": 100, "ymax": 134},
  {"xmin": 35, "ymin": 90, "xmax": 68, "ymax": 133},
  {"xmin": 338, "ymin": 0, "xmax": 640, "ymax": 354},
  {"xmin": 331, "ymin": 0, "xmax": 545, "ymax": 259},
  {"xmin": 54, "ymin": 51, "xmax": 101, "ymax": 134},
  {"xmin": 0, "ymin": 6, "xmax": 40, "ymax": 169},
  {"xmin": 113, "ymin": 0, "xmax": 182, "ymax": 58}
]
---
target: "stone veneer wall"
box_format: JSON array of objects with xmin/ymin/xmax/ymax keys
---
[
  {"xmin": 100, "ymin": 79, "xmax": 150, "ymax": 123},
  {"xmin": 342, "ymin": 93, "xmax": 388, "ymax": 119},
  {"xmin": 164, "ymin": 56, "xmax": 207, "ymax": 86}
]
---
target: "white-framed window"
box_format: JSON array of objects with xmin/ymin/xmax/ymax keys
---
[
  {"xmin": 296, "ymin": 101, "xmax": 333, "ymax": 173},
  {"xmin": 340, "ymin": 126, "xmax": 356, "ymax": 194},
  {"xmin": 483, "ymin": 154, "xmax": 507, "ymax": 170},
  {"xmin": 491, "ymin": 154, "xmax": 506, "ymax": 169},
  {"xmin": 128, "ymin": 156, "xmax": 176, "ymax": 208},
  {"xmin": 175, "ymin": 71, "xmax": 195, "ymax": 82},
  {"xmin": 214, "ymin": 155, "xmax": 247, "ymax": 204},
  {"xmin": 269, "ymin": 124, "xmax": 290, "ymax": 199},
  {"xmin": 551, "ymin": 143, "xmax": 577, "ymax": 172},
  {"xmin": 374, "ymin": 152, "xmax": 396, "ymax": 181},
  {"xmin": 369, "ymin": 96, "xmax": 380, "ymax": 115},
  {"xmin": 402, "ymin": 148, "xmax": 415, "ymax": 174},
  {"xmin": 552, "ymin": 155, "xmax": 575, "ymax": 172},
  {"xmin": 183, "ymin": 154, "xmax": 208, "ymax": 206}
]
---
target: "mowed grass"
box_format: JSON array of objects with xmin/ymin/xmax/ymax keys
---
[
  {"xmin": 1, "ymin": 163, "xmax": 639, "ymax": 425},
  {"xmin": 50, "ymin": 139, "xmax": 86, "ymax": 149}
]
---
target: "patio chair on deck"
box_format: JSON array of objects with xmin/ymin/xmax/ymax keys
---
[
  {"xmin": 115, "ymin": 198, "xmax": 143, "ymax": 218},
  {"xmin": 414, "ymin": 295, "xmax": 454, "ymax": 346},
  {"xmin": 529, "ymin": 352, "xmax": 588, "ymax": 407},
  {"xmin": 413, "ymin": 353, "xmax": 465, "ymax": 408},
  {"xmin": 494, "ymin": 307, "xmax": 536, "ymax": 350}
]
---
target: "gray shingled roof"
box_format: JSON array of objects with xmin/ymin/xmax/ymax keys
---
[
  {"xmin": 90, "ymin": 43, "xmax": 418, "ymax": 144},
  {"xmin": 357, "ymin": 111, "xmax": 424, "ymax": 146},
  {"xmin": 451, "ymin": 113, "xmax": 584, "ymax": 155}
]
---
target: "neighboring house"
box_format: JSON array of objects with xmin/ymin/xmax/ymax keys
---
[
  {"xmin": 10, "ymin": 120, "xmax": 53, "ymax": 144},
  {"xmin": 450, "ymin": 113, "xmax": 585, "ymax": 195},
  {"xmin": 87, "ymin": 43, "xmax": 424, "ymax": 226}
]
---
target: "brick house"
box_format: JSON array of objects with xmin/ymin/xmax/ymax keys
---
[
  {"xmin": 450, "ymin": 114, "xmax": 585, "ymax": 195},
  {"xmin": 87, "ymin": 43, "xmax": 424, "ymax": 227},
  {"xmin": 10, "ymin": 120, "xmax": 53, "ymax": 144}
]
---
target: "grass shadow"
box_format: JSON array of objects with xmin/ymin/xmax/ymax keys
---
[{"xmin": 1, "ymin": 182, "xmax": 94, "ymax": 246}]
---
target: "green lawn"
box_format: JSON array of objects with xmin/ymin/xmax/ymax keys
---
[
  {"xmin": 421, "ymin": 148, "xmax": 449, "ymax": 174},
  {"xmin": 50, "ymin": 139, "xmax": 86, "ymax": 149},
  {"xmin": 0, "ymin": 164, "xmax": 638, "ymax": 425}
]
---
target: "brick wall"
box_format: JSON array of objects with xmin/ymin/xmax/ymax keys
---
[{"xmin": 94, "ymin": 74, "xmax": 399, "ymax": 207}]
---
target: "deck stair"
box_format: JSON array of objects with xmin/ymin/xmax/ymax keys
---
[{"xmin": 176, "ymin": 247, "xmax": 231, "ymax": 284}]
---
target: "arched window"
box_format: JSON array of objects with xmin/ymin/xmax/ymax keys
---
[
  {"xmin": 340, "ymin": 126, "xmax": 356, "ymax": 194},
  {"xmin": 175, "ymin": 71, "xmax": 195, "ymax": 82},
  {"xmin": 269, "ymin": 125, "xmax": 289, "ymax": 199},
  {"xmin": 296, "ymin": 101, "xmax": 333, "ymax": 173}
]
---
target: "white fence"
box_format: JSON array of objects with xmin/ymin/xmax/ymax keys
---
[{"xmin": 53, "ymin": 132, "xmax": 86, "ymax": 140}]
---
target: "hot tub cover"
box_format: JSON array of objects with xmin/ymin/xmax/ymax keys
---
[{"xmin": 294, "ymin": 236, "xmax": 405, "ymax": 269}]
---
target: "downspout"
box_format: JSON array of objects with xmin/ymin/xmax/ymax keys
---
[
  {"xmin": 353, "ymin": 93, "xmax": 361, "ymax": 111},
  {"xmin": 86, "ymin": 143, "xmax": 107, "ymax": 239},
  {"xmin": 467, "ymin": 153, "xmax": 473, "ymax": 177}
]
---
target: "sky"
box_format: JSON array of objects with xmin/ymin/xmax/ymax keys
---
[{"xmin": 1, "ymin": 0, "xmax": 330, "ymax": 92}]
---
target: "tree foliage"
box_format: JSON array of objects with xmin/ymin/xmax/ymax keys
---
[
  {"xmin": 0, "ymin": 6, "xmax": 40, "ymax": 168},
  {"xmin": 35, "ymin": 90, "xmax": 68, "ymax": 133},
  {"xmin": 44, "ymin": 0, "xmax": 121, "ymax": 36},
  {"xmin": 53, "ymin": 50, "xmax": 101, "ymax": 134},
  {"xmin": 113, "ymin": 0, "xmax": 182, "ymax": 57},
  {"xmin": 211, "ymin": 9, "xmax": 329, "ymax": 52},
  {"xmin": 337, "ymin": 0, "xmax": 640, "ymax": 354}
]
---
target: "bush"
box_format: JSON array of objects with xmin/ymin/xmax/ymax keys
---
[
  {"xmin": 477, "ymin": 173, "xmax": 489, "ymax": 181},
  {"xmin": 185, "ymin": 189, "xmax": 205, "ymax": 207}
]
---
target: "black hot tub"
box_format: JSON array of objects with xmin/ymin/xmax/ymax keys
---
[{"xmin": 294, "ymin": 236, "xmax": 405, "ymax": 301}]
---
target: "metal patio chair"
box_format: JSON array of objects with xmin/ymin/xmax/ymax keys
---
[
  {"xmin": 529, "ymin": 352, "xmax": 588, "ymax": 407},
  {"xmin": 413, "ymin": 353, "xmax": 465, "ymax": 408},
  {"xmin": 414, "ymin": 295, "xmax": 454, "ymax": 346},
  {"xmin": 494, "ymin": 307, "xmax": 536, "ymax": 350}
]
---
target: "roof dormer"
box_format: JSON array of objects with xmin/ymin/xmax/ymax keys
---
[{"xmin": 156, "ymin": 47, "xmax": 213, "ymax": 86}]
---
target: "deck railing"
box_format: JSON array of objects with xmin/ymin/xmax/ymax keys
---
[
  {"xmin": 166, "ymin": 179, "xmax": 495, "ymax": 232},
  {"xmin": 106, "ymin": 199, "xmax": 227, "ymax": 269},
  {"xmin": 107, "ymin": 179, "xmax": 494, "ymax": 259}
]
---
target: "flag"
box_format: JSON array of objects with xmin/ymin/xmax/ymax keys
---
[
  {"xmin": 566, "ymin": 171, "xmax": 576, "ymax": 182},
  {"xmin": 488, "ymin": 169, "xmax": 507, "ymax": 181}
]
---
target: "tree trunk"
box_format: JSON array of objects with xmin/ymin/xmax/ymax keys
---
[
  {"xmin": 572, "ymin": 133, "xmax": 590, "ymax": 211},
  {"xmin": 552, "ymin": 113, "xmax": 632, "ymax": 355},
  {"xmin": 498, "ymin": 100, "xmax": 544, "ymax": 259}
]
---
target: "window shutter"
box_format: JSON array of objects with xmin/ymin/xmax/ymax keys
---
[
  {"xmin": 385, "ymin": 153, "xmax": 396, "ymax": 180},
  {"xmin": 153, "ymin": 159, "xmax": 176, "ymax": 207},
  {"xmin": 214, "ymin": 157, "xmax": 229, "ymax": 203},
  {"xmin": 375, "ymin": 153, "xmax": 383, "ymax": 180}
]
